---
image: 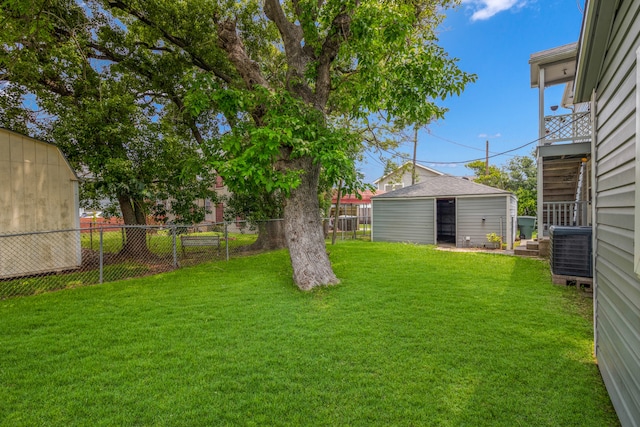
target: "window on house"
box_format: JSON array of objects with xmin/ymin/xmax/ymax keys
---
[{"xmin": 384, "ymin": 183, "xmax": 404, "ymax": 192}]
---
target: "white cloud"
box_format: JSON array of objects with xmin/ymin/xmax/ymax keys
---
[
  {"xmin": 477, "ymin": 133, "xmax": 501, "ymax": 138},
  {"xmin": 462, "ymin": 0, "xmax": 525, "ymax": 21}
]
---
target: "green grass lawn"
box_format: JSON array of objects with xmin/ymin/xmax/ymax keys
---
[{"xmin": 0, "ymin": 241, "xmax": 618, "ymax": 426}]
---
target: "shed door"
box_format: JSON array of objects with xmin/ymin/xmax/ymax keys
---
[{"xmin": 437, "ymin": 198, "xmax": 456, "ymax": 244}]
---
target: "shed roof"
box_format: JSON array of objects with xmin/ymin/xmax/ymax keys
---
[
  {"xmin": 371, "ymin": 176, "xmax": 512, "ymax": 199},
  {"xmin": 1, "ymin": 127, "xmax": 78, "ymax": 181}
]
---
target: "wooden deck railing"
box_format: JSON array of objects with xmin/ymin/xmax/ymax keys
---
[
  {"xmin": 542, "ymin": 112, "xmax": 591, "ymax": 145},
  {"xmin": 542, "ymin": 201, "xmax": 590, "ymax": 228}
]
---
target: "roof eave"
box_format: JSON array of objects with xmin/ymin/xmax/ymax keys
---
[
  {"xmin": 529, "ymin": 43, "xmax": 578, "ymax": 88},
  {"xmin": 574, "ymin": 0, "xmax": 619, "ymax": 103}
]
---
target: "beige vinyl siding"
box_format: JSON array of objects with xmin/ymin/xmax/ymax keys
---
[
  {"xmin": 457, "ymin": 196, "xmax": 508, "ymax": 248},
  {"xmin": 1, "ymin": 130, "xmax": 78, "ymax": 232},
  {"xmin": 371, "ymin": 198, "xmax": 435, "ymax": 244},
  {"xmin": 592, "ymin": 1, "xmax": 640, "ymax": 425},
  {"xmin": 0, "ymin": 129, "xmax": 80, "ymax": 278}
]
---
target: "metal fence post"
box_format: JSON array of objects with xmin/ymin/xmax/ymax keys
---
[
  {"xmin": 225, "ymin": 221, "xmax": 229, "ymax": 261},
  {"xmin": 99, "ymin": 227, "xmax": 104, "ymax": 284},
  {"xmin": 172, "ymin": 224, "xmax": 177, "ymax": 268}
]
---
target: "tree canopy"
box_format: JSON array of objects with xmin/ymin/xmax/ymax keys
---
[{"xmin": 0, "ymin": 0, "xmax": 220, "ymax": 253}]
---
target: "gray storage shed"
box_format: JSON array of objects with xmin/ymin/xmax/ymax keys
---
[{"xmin": 371, "ymin": 176, "xmax": 517, "ymax": 250}]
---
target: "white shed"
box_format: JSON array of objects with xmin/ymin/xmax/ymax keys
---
[
  {"xmin": 372, "ymin": 176, "xmax": 517, "ymax": 250},
  {"xmin": 0, "ymin": 128, "xmax": 81, "ymax": 278}
]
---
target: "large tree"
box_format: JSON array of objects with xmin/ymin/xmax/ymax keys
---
[
  {"xmin": 2, "ymin": 0, "xmax": 475, "ymax": 289},
  {"xmin": 103, "ymin": 0, "xmax": 474, "ymax": 289}
]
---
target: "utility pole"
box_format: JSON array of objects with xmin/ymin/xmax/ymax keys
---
[{"xmin": 485, "ymin": 140, "xmax": 489, "ymax": 175}]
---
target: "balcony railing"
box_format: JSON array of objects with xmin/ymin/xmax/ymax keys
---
[
  {"xmin": 542, "ymin": 201, "xmax": 590, "ymax": 229},
  {"xmin": 542, "ymin": 112, "xmax": 591, "ymax": 145}
]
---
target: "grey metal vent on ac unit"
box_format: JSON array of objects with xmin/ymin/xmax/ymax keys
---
[{"xmin": 549, "ymin": 226, "xmax": 593, "ymax": 278}]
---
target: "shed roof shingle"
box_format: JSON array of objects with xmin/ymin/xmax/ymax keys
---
[{"xmin": 371, "ymin": 176, "xmax": 512, "ymax": 199}]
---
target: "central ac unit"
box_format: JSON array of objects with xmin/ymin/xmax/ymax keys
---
[{"xmin": 549, "ymin": 226, "xmax": 592, "ymax": 278}]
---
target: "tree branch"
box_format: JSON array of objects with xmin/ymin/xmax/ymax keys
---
[
  {"xmin": 263, "ymin": 0, "xmax": 314, "ymax": 103},
  {"xmin": 85, "ymin": 38, "xmax": 206, "ymax": 147},
  {"xmin": 107, "ymin": 0, "xmax": 234, "ymax": 84},
  {"xmin": 39, "ymin": 75, "xmax": 74, "ymax": 97},
  {"xmin": 215, "ymin": 19, "xmax": 269, "ymax": 89},
  {"xmin": 315, "ymin": 10, "xmax": 352, "ymax": 110},
  {"xmin": 133, "ymin": 41, "xmax": 174, "ymax": 53},
  {"xmin": 170, "ymin": 94, "xmax": 205, "ymax": 145}
]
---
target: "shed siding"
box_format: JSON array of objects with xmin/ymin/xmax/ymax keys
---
[
  {"xmin": 456, "ymin": 196, "xmax": 507, "ymax": 248},
  {"xmin": 371, "ymin": 199, "xmax": 435, "ymax": 244},
  {"xmin": 592, "ymin": 2, "xmax": 640, "ymax": 425},
  {"xmin": 0, "ymin": 129, "xmax": 81, "ymax": 278}
]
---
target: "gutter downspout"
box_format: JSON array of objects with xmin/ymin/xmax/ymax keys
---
[{"xmin": 590, "ymin": 89, "xmax": 598, "ymax": 357}]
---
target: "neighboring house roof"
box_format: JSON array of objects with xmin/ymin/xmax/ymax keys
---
[
  {"xmin": 332, "ymin": 189, "xmax": 379, "ymax": 204},
  {"xmin": 372, "ymin": 176, "xmax": 512, "ymax": 199},
  {"xmin": 373, "ymin": 162, "xmax": 444, "ymax": 184}
]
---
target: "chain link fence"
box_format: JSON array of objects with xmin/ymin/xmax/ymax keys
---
[{"xmin": 0, "ymin": 217, "xmax": 370, "ymax": 300}]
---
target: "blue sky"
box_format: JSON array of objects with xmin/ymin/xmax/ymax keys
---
[{"xmin": 359, "ymin": 0, "xmax": 586, "ymax": 183}]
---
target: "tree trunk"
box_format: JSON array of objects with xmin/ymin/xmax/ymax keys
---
[
  {"xmin": 244, "ymin": 219, "xmax": 287, "ymax": 251},
  {"xmin": 283, "ymin": 157, "xmax": 338, "ymax": 290},
  {"xmin": 117, "ymin": 193, "xmax": 152, "ymax": 257}
]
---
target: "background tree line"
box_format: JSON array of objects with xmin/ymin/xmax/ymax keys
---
[{"xmin": 465, "ymin": 154, "xmax": 537, "ymax": 216}]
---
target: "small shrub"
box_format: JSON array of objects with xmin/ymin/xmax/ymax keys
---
[{"xmin": 486, "ymin": 232, "xmax": 502, "ymax": 249}]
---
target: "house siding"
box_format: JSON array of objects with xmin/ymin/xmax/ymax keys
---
[
  {"xmin": 457, "ymin": 196, "xmax": 508, "ymax": 248},
  {"xmin": 375, "ymin": 163, "xmax": 443, "ymax": 192},
  {"xmin": 591, "ymin": 1, "xmax": 640, "ymax": 425},
  {"xmin": 371, "ymin": 198, "xmax": 435, "ymax": 244}
]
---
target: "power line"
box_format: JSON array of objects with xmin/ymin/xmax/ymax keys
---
[
  {"xmin": 426, "ymin": 131, "xmax": 487, "ymax": 153},
  {"xmin": 425, "ymin": 131, "xmax": 520, "ymax": 159},
  {"xmin": 413, "ymin": 112, "xmax": 589, "ymax": 165},
  {"xmin": 363, "ymin": 112, "xmax": 589, "ymax": 171}
]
